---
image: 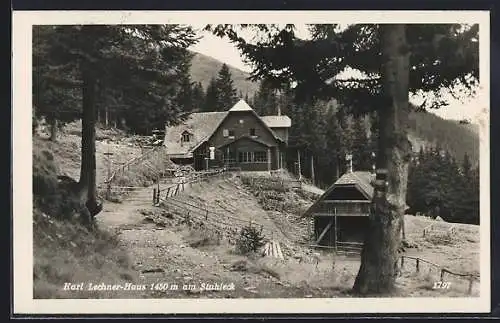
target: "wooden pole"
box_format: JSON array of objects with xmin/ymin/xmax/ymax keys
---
[
  {"xmin": 297, "ymin": 149, "xmax": 302, "ymax": 180},
  {"xmin": 267, "ymin": 148, "xmax": 271, "ymax": 172},
  {"xmin": 416, "ymin": 258, "xmax": 420, "ymax": 273},
  {"xmin": 105, "ymin": 105, "xmax": 109, "ymax": 128},
  {"xmin": 311, "ymin": 154, "xmax": 315, "ymax": 186},
  {"xmin": 153, "ymin": 188, "xmax": 157, "ymax": 204},
  {"xmin": 468, "ymin": 277, "xmax": 474, "ymax": 295},
  {"xmin": 402, "ymin": 215, "xmax": 406, "ymax": 240},
  {"xmin": 334, "ymin": 207, "xmax": 338, "ymax": 252}
]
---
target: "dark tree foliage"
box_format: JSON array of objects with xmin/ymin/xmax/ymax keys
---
[
  {"xmin": 191, "ymin": 82, "xmax": 206, "ymax": 112},
  {"xmin": 252, "ymin": 79, "xmax": 279, "ymax": 115},
  {"xmin": 33, "ymin": 24, "xmax": 198, "ymax": 222},
  {"xmin": 407, "ymin": 149, "xmax": 479, "ymax": 224},
  {"xmin": 206, "ymin": 23, "xmax": 478, "ymax": 295},
  {"xmin": 215, "ymin": 63, "xmax": 239, "ymax": 111},
  {"xmin": 202, "ymin": 77, "xmax": 218, "ymax": 112}
]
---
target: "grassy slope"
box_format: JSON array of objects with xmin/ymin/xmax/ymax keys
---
[
  {"xmin": 32, "ymin": 122, "xmax": 174, "ymax": 299},
  {"xmin": 33, "ymin": 132, "xmax": 143, "ymax": 298},
  {"xmin": 33, "ymin": 121, "xmax": 479, "ymax": 298},
  {"xmin": 162, "ymin": 171, "xmax": 480, "ymax": 297}
]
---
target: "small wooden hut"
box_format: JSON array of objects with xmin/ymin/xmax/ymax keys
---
[{"xmin": 304, "ymin": 169, "xmax": 375, "ymax": 248}]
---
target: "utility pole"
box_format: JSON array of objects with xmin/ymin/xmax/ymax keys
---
[
  {"xmin": 104, "ymin": 140, "xmax": 113, "ymax": 200},
  {"xmin": 105, "ymin": 105, "xmax": 109, "ymax": 128},
  {"xmin": 310, "ymin": 154, "xmax": 315, "ymax": 186},
  {"xmin": 297, "ymin": 149, "xmax": 302, "ymax": 180}
]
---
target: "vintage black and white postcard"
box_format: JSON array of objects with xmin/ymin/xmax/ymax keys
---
[{"xmin": 12, "ymin": 10, "xmax": 491, "ymax": 314}]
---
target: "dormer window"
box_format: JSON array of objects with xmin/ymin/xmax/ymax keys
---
[
  {"xmin": 249, "ymin": 128, "xmax": 256, "ymax": 137},
  {"xmin": 181, "ymin": 131, "xmax": 191, "ymax": 143}
]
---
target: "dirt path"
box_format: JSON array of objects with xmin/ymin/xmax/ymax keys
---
[{"xmin": 94, "ymin": 179, "xmax": 351, "ymax": 298}]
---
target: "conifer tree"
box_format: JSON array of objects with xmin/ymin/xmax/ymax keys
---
[
  {"xmin": 215, "ymin": 63, "xmax": 238, "ymax": 111},
  {"xmin": 252, "ymin": 79, "xmax": 279, "ymax": 115},
  {"xmin": 191, "ymin": 82, "xmax": 205, "ymax": 112},
  {"xmin": 33, "ymin": 24, "xmax": 198, "ymax": 222},
  {"xmin": 203, "ymin": 77, "xmax": 218, "ymax": 112}
]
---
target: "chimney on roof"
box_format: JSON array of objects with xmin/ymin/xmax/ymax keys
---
[{"xmin": 346, "ymin": 154, "xmax": 353, "ymax": 173}]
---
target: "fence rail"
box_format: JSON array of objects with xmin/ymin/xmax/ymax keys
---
[
  {"xmin": 105, "ymin": 145, "xmax": 165, "ymax": 185},
  {"xmin": 308, "ymin": 241, "xmax": 363, "ymax": 255},
  {"xmin": 398, "ymin": 255, "xmax": 479, "ymax": 295},
  {"xmin": 153, "ymin": 168, "xmax": 228, "ymax": 204},
  {"xmin": 157, "ymin": 195, "xmax": 277, "ymax": 244},
  {"xmin": 422, "ymin": 223, "xmax": 457, "ymax": 237}
]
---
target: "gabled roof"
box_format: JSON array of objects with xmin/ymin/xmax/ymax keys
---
[
  {"xmin": 334, "ymin": 171, "xmax": 375, "ymax": 198},
  {"xmin": 164, "ymin": 111, "xmax": 228, "ymax": 156},
  {"xmin": 229, "ymin": 99, "xmax": 253, "ymax": 112},
  {"xmin": 260, "ymin": 115, "xmax": 292, "ymax": 128},
  {"xmin": 164, "ymin": 100, "xmax": 288, "ymax": 157},
  {"xmin": 304, "ymin": 171, "xmax": 375, "ymax": 217}
]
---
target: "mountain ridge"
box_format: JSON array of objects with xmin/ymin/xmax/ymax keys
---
[{"xmin": 189, "ymin": 51, "xmax": 260, "ymax": 98}]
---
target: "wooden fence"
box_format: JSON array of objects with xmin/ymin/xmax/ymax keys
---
[
  {"xmin": 398, "ymin": 255, "xmax": 479, "ymax": 295},
  {"xmin": 106, "ymin": 145, "xmax": 165, "ymax": 185},
  {"xmin": 308, "ymin": 241, "xmax": 363, "ymax": 256},
  {"xmin": 152, "ymin": 168, "xmax": 228, "ymax": 204},
  {"xmin": 157, "ymin": 195, "xmax": 278, "ymax": 244},
  {"xmin": 422, "ymin": 223, "xmax": 457, "ymax": 237}
]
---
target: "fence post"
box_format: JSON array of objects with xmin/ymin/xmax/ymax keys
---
[
  {"xmin": 166, "ymin": 187, "xmax": 171, "ymax": 198},
  {"xmin": 416, "ymin": 258, "xmax": 420, "ymax": 273},
  {"xmin": 205, "ymin": 210, "xmax": 208, "ymax": 220},
  {"xmin": 175, "ymin": 183, "xmax": 180, "ymax": 195},
  {"xmin": 106, "ymin": 182, "xmax": 112, "ymax": 200},
  {"xmin": 156, "ymin": 188, "xmax": 160, "ymax": 204},
  {"xmin": 401, "ymin": 256, "xmax": 404, "ymax": 268},
  {"xmin": 153, "ymin": 188, "xmax": 157, "ymax": 205},
  {"xmin": 468, "ymin": 277, "xmax": 474, "ymax": 295},
  {"xmin": 440, "ymin": 269, "xmax": 445, "ymax": 281}
]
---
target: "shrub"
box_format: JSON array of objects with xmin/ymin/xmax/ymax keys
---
[
  {"xmin": 187, "ymin": 229, "xmax": 221, "ymax": 248},
  {"xmin": 33, "ymin": 146, "xmax": 83, "ymax": 221},
  {"xmin": 236, "ymin": 224, "xmax": 265, "ymax": 255}
]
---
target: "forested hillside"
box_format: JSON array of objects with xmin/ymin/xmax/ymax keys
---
[
  {"xmin": 189, "ymin": 52, "xmax": 260, "ymax": 97},
  {"xmin": 189, "ymin": 53, "xmax": 480, "ymax": 167},
  {"xmin": 407, "ymin": 110, "xmax": 479, "ymax": 166},
  {"xmin": 33, "ymin": 26, "xmax": 481, "ymax": 227}
]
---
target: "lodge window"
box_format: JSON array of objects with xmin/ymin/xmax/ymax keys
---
[
  {"xmin": 223, "ymin": 129, "xmax": 229, "ymax": 137},
  {"xmin": 239, "ymin": 151, "xmax": 252, "ymax": 163},
  {"xmin": 181, "ymin": 132, "xmax": 190, "ymax": 142},
  {"xmin": 249, "ymin": 128, "xmax": 256, "ymax": 136},
  {"xmin": 254, "ymin": 151, "xmax": 267, "ymax": 163},
  {"xmin": 228, "ymin": 130, "xmax": 235, "ymax": 138}
]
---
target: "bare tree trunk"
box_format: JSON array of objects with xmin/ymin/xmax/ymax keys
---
[
  {"xmin": 78, "ymin": 66, "xmax": 102, "ymax": 222},
  {"xmin": 105, "ymin": 105, "xmax": 109, "ymax": 128},
  {"xmin": 49, "ymin": 118, "xmax": 57, "ymax": 141},
  {"xmin": 311, "ymin": 154, "xmax": 315, "ymax": 185},
  {"xmin": 353, "ymin": 24, "xmax": 412, "ymax": 295}
]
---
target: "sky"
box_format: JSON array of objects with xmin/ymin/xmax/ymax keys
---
[{"xmin": 189, "ymin": 28, "xmax": 484, "ymax": 123}]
